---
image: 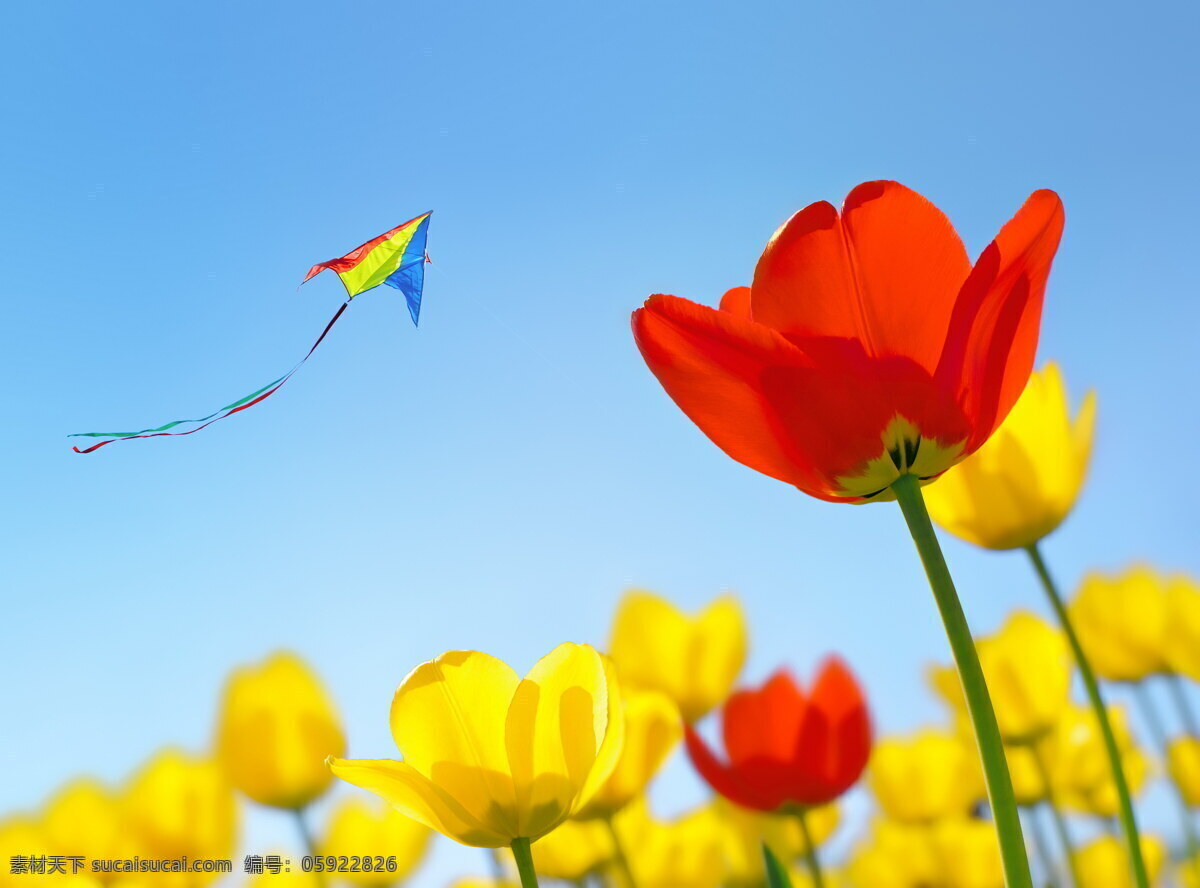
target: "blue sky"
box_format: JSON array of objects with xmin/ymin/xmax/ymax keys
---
[{"xmin": 3, "ymin": 0, "xmax": 1199, "ymax": 882}]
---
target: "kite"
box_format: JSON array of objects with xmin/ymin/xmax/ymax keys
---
[{"xmin": 70, "ymin": 211, "xmax": 432, "ymax": 454}]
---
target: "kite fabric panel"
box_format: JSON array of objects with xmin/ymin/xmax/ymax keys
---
[
  {"xmin": 303, "ymin": 211, "xmax": 431, "ymax": 325},
  {"xmin": 70, "ymin": 212, "xmax": 432, "ymax": 453}
]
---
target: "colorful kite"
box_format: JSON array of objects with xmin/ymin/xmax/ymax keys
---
[{"xmin": 70, "ymin": 212, "xmax": 432, "ymax": 454}]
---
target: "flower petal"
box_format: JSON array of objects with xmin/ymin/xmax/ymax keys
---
[
  {"xmin": 389, "ymin": 651, "xmax": 520, "ymax": 835},
  {"xmin": 683, "ymin": 726, "xmax": 781, "ymax": 811},
  {"xmin": 751, "ymin": 181, "xmax": 971, "ymax": 372},
  {"xmin": 632, "ymin": 294, "xmax": 821, "ymax": 490},
  {"xmin": 505, "ymin": 643, "xmax": 609, "ymax": 838},
  {"xmin": 936, "ymin": 189, "xmax": 1065, "ymax": 449},
  {"xmin": 572, "ymin": 653, "xmax": 627, "ymax": 815},
  {"xmin": 328, "ymin": 757, "xmax": 510, "ymax": 848},
  {"xmin": 722, "ymin": 671, "xmax": 806, "ymax": 768},
  {"xmin": 800, "ymin": 657, "xmax": 871, "ymax": 798},
  {"xmin": 719, "ymin": 286, "xmax": 752, "ymax": 317}
]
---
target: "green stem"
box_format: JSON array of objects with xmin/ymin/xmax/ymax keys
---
[
  {"xmin": 511, "ymin": 837, "xmax": 540, "ymax": 888},
  {"xmin": 603, "ymin": 815, "xmax": 638, "ymax": 888},
  {"xmin": 1168, "ymin": 674, "xmax": 1200, "ymax": 739},
  {"xmin": 1025, "ymin": 543, "xmax": 1150, "ymax": 888},
  {"xmin": 1133, "ymin": 684, "xmax": 1200, "ymax": 864},
  {"xmin": 794, "ymin": 807, "xmax": 826, "ymax": 888},
  {"xmin": 1023, "ymin": 807, "xmax": 1062, "ymax": 888},
  {"xmin": 293, "ymin": 807, "xmax": 327, "ymax": 888},
  {"xmin": 892, "ymin": 474, "xmax": 1032, "ymax": 888},
  {"xmin": 1028, "ymin": 741, "xmax": 1082, "ymax": 888}
]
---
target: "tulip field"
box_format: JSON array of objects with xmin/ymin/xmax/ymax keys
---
[{"xmin": 4, "ymin": 3, "xmax": 1198, "ymax": 888}]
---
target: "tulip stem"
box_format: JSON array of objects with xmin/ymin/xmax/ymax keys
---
[
  {"xmin": 892, "ymin": 474, "xmax": 1032, "ymax": 888},
  {"xmin": 603, "ymin": 815, "xmax": 638, "ymax": 888},
  {"xmin": 1132, "ymin": 684, "xmax": 1200, "ymax": 865},
  {"xmin": 794, "ymin": 807, "xmax": 826, "ymax": 888},
  {"xmin": 293, "ymin": 808, "xmax": 327, "ymax": 888},
  {"xmin": 511, "ymin": 837, "xmax": 540, "ymax": 888},
  {"xmin": 1168, "ymin": 674, "xmax": 1200, "ymax": 739},
  {"xmin": 1024, "ymin": 543, "xmax": 1151, "ymax": 888},
  {"xmin": 1028, "ymin": 742, "xmax": 1082, "ymax": 888}
]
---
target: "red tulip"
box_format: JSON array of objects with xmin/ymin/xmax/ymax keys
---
[
  {"xmin": 633, "ymin": 181, "xmax": 1064, "ymax": 502},
  {"xmin": 684, "ymin": 657, "xmax": 871, "ymax": 810}
]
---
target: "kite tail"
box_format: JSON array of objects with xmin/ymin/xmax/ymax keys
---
[{"xmin": 70, "ymin": 301, "xmax": 350, "ymax": 454}]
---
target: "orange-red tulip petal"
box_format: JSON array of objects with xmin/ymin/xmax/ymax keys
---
[
  {"xmin": 684, "ymin": 657, "xmax": 871, "ymax": 811},
  {"xmin": 633, "ymin": 181, "xmax": 1065, "ymax": 502}
]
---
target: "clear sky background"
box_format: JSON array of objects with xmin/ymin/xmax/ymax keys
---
[{"xmin": 3, "ymin": 0, "xmax": 1199, "ymax": 883}]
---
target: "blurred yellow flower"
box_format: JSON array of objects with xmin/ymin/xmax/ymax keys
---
[
  {"xmin": 929, "ymin": 818, "xmax": 1004, "ymax": 888},
  {"xmin": 447, "ymin": 881, "xmax": 519, "ymax": 888},
  {"xmin": 329, "ymin": 644, "xmax": 623, "ymax": 848},
  {"xmin": 1074, "ymin": 835, "xmax": 1165, "ymax": 888},
  {"xmin": 123, "ymin": 749, "xmax": 237, "ymax": 876},
  {"xmin": 932, "ymin": 611, "xmax": 1071, "ymax": 744},
  {"xmin": 867, "ymin": 730, "xmax": 984, "ymax": 824},
  {"xmin": 924, "ymin": 362, "xmax": 1096, "ymax": 550},
  {"xmin": 320, "ymin": 797, "xmax": 431, "ymax": 885},
  {"xmin": 846, "ymin": 818, "xmax": 1001, "ymax": 888},
  {"xmin": 1003, "ymin": 744, "xmax": 1048, "ymax": 808},
  {"xmin": 248, "ymin": 855, "xmax": 320, "ymax": 888},
  {"xmin": 216, "ymin": 651, "xmax": 346, "ymax": 809},
  {"xmin": 614, "ymin": 802, "xmax": 726, "ymax": 888},
  {"xmin": 1165, "ymin": 574, "xmax": 1200, "ymax": 681},
  {"xmin": 1168, "ymin": 736, "xmax": 1200, "ymax": 806},
  {"xmin": 1051, "ymin": 704, "xmax": 1149, "ymax": 818},
  {"xmin": 0, "ymin": 817, "xmax": 48, "ymax": 888},
  {"xmin": 574, "ymin": 688, "xmax": 681, "ymax": 820},
  {"xmin": 1070, "ymin": 566, "xmax": 1170, "ymax": 682},
  {"xmin": 718, "ymin": 798, "xmax": 839, "ymax": 888},
  {"xmin": 609, "ymin": 590, "xmax": 747, "ymax": 722},
  {"xmin": 527, "ymin": 817, "xmax": 612, "ymax": 881},
  {"xmin": 42, "ymin": 779, "xmax": 130, "ymax": 870}
]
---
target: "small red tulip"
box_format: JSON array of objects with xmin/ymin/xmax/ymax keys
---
[
  {"xmin": 632, "ymin": 181, "xmax": 1065, "ymax": 503},
  {"xmin": 684, "ymin": 657, "xmax": 871, "ymax": 810}
]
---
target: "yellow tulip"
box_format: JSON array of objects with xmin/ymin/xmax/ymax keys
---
[
  {"xmin": 929, "ymin": 818, "xmax": 1004, "ymax": 888},
  {"xmin": 718, "ymin": 798, "xmax": 839, "ymax": 888},
  {"xmin": 1165, "ymin": 574, "xmax": 1200, "ymax": 681},
  {"xmin": 846, "ymin": 818, "xmax": 1001, "ymax": 888},
  {"xmin": 329, "ymin": 644, "xmax": 623, "ymax": 848},
  {"xmin": 1051, "ymin": 704, "xmax": 1148, "ymax": 818},
  {"xmin": 216, "ymin": 651, "xmax": 346, "ymax": 809},
  {"xmin": 1169, "ymin": 737, "xmax": 1200, "ymax": 807},
  {"xmin": 573, "ymin": 688, "xmax": 681, "ymax": 820},
  {"xmin": 923, "ymin": 362, "xmax": 1096, "ymax": 550},
  {"xmin": 320, "ymin": 797, "xmax": 431, "ymax": 885},
  {"xmin": 613, "ymin": 802, "xmax": 726, "ymax": 888},
  {"xmin": 609, "ymin": 590, "xmax": 747, "ymax": 722},
  {"xmin": 0, "ymin": 817, "xmax": 47, "ymax": 888},
  {"xmin": 1070, "ymin": 566, "xmax": 1170, "ymax": 682},
  {"xmin": 931, "ymin": 611, "xmax": 1072, "ymax": 744},
  {"xmin": 845, "ymin": 819, "xmax": 940, "ymax": 888},
  {"xmin": 123, "ymin": 749, "xmax": 237, "ymax": 876},
  {"xmin": 1003, "ymin": 744, "xmax": 1048, "ymax": 807},
  {"xmin": 527, "ymin": 818, "xmax": 612, "ymax": 881},
  {"xmin": 867, "ymin": 730, "xmax": 985, "ymax": 824},
  {"xmin": 42, "ymin": 779, "xmax": 130, "ymax": 869},
  {"xmin": 1074, "ymin": 835, "xmax": 1165, "ymax": 888}
]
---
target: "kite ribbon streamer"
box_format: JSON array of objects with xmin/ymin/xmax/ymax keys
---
[{"xmin": 70, "ymin": 301, "xmax": 350, "ymax": 454}]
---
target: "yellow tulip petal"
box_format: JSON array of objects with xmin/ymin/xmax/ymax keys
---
[
  {"xmin": 319, "ymin": 797, "xmax": 430, "ymax": 884},
  {"xmin": 217, "ymin": 652, "xmax": 345, "ymax": 809},
  {"xmin": 573, "ymin": 652, "xmax": 626, "ymax": 815},
  {"xmin": 924, "ymin": 362, "xmax": 1095, "ymax": 550},
  {"xmin": 505, "ymin": 643, "xmax": 609, "ymax": 838},
  {"xmin": 389, "ymin": 650, "xmax": 520, "ymax": 834},
  {"xmin": 609, "ymin": 590, "xmax": 747, "ymax": 723},
  {"xmin": 688, "ymin": 596, "xmax": 749, "ymax": 721},
  {"xmin": 575, "ymin": 687, "xmax": 679, "ymax": 819},
  {"xmin": 328, "ymin": 757, "xmax": 510, "ymax": 848}
]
